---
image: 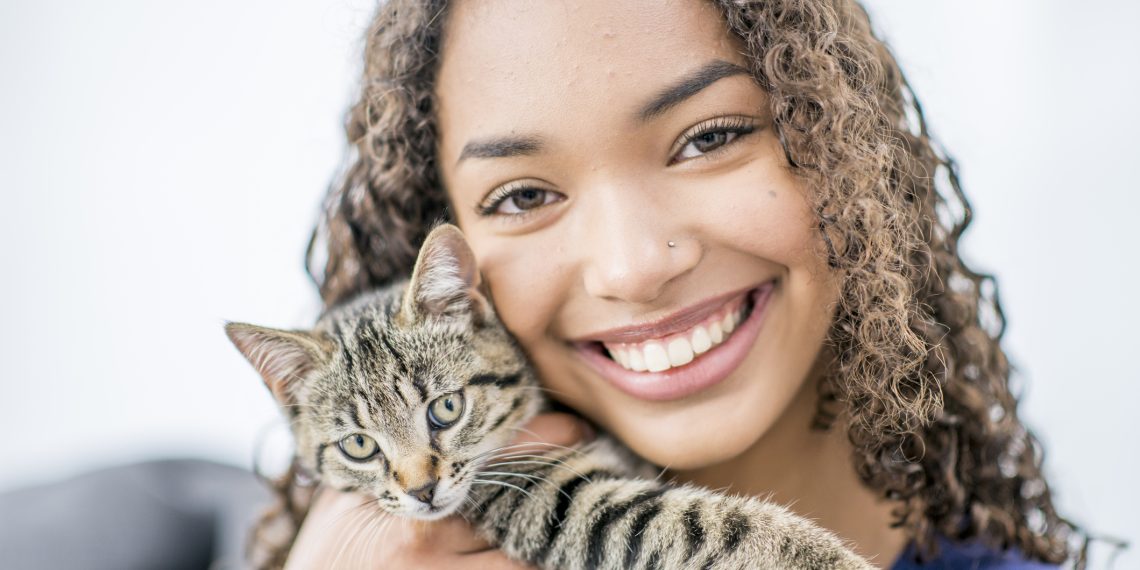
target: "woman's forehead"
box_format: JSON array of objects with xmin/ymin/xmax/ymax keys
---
[{"xmin": 434, "ymin": 0, "xmax": 750, "ymax": 167}]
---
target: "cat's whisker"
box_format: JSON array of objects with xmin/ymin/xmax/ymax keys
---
[
  {"xmin": 472, "ymin": 441, "xmax": 587, "ymax": 464},
  {"xmin": 469, "ymin": 441, "xmax": 564, "ymax": 460},
  {"xmin": 484, "ymin": 452, "xmax": 593, "ymax": 475},
  {"xmin": 477, "ymin": 470, "xmax": 579, "ymax": 501},
  {"xmin": 482, "ymin": 457, "xmax": 595, "ymax": 484},
  {"xmin": 460, "ymin": 453, "xmax": 554, "ymax": 481},
  {"xmin": 358, "ymin": 509, "xmax": 396, "ymax": 566},
  {"xmin": 454, "ymin": 502, "xmax": 474, "ymax": 524},
  {"xmin": 482, "ymin": 451, "xmax": 576, "ymax": 463},
  {"xmin": 362, "ymin": 511, "xmax": 400, "ymax": 566},
  {"xmin": 358, "ymin": 508, "xmax": 394, "ymax": 540},
  {"xmin": 482, "ymin": 456, "xmax": 565, "ymax": 467},
  {"xmin": 348, "ymin": 507, "xmax": 388, "ymax": 569},
  {"xmin": 500, "ymin": 430, "xmax": 593, "ymax": 458},
  {"xmin": 478, "ymin": 470, "xmax": 552, "ymax": 484},
  {"xmin": 329, "ymin": 498, "xmax": 382, "ymax": 569},
  {"xmin": 325, "ymin": 495, "xmax": 383, "ymax": 529},
  {"xmin": 479, "ymin": 439, "xmax": 582, "ymax": 454},
  {"xmin": 476, "ymin": 450, "xmax": 572, "ymax": 467},
  {"xmin": 460, "ymin": 493, "xmax": 487, "ymax": 517},
  {"xmin": 471, "ymin": 478, "xmax": 534, "ymax": 499},
  {"xmin": 461, "ymin": 454, "xmax": 558, "ymax": 481}
]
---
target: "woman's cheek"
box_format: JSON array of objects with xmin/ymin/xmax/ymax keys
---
[{"xmin": 471, "ymin": 232, "xmax": 572, "ymax": 342}]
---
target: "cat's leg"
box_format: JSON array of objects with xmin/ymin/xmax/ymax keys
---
[{"xmin": 462, "ymin": 435, "xmax": 873, "ymax": 570}]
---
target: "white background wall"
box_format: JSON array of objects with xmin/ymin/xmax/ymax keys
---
[{"xmin": 1, "ymin": 1, "xmax": 1135, "ymax": 566}]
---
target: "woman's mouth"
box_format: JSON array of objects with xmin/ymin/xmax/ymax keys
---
[
  {"xmin": 573, "ymin": 282, "xmax": 775, "ymax": 401},
  {"xmin": 602, "ymin": 295, "xmax": 750, "ymax": 372}
]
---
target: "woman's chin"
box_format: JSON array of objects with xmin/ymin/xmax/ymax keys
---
[
  {"xmin": 595, "ymin": 364, "xmax": 817, "ymax": 471},
  {"xmin": 605, "ymin": 409, "xmax": 769, "ymax": 471}
]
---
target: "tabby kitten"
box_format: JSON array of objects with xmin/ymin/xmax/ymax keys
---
[{"xmin": 226, "ymin": 224, "xmax": 873, "ymax": 569}]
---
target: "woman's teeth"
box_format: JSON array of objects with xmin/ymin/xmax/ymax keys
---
[{"xmin": 603, "ymin": 300, "xmax": 748, "ymax": 373}]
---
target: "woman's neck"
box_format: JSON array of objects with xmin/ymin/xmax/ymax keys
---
[{"xmin": 668, "ymin": 366, "xmax": 911, "ymax": 568}]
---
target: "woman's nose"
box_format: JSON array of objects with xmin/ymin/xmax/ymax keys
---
[{"xmin": 577, "ymin": 188, "xmax": 701, "ymax": 304}]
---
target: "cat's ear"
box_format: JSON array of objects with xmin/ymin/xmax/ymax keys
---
[
  {"xmin": 225, "ymin": 322, "xmax": 330, "ymax": 406},
  {"xmin": 402, "ymin": 223, "xmax": 489, "ymax": 323}
]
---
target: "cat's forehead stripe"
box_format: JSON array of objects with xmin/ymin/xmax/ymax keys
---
[
  {"xmin": 392, "ymin": 383, "xmax": 410, "ymax": 406},
  {"xmin": 412, "ymin": 376, "xmax": 428, "ymax": 402},
  {"xmin": 378, "ymin": 330, "xmax": 408, "ymax": 375},
  {"xmin": 348, "ymin": 398, "xmax": 366, "ymax": 429},
  {"xmin": 468, "ymin": 372, "xmax": 523, "ymax": 389},
  {"xmin": 362, "ymin": 389, "xmax": 381, "ymax": 422},
  {"xmin": 340, "ymin": 338, "xmax": 357, "ymax": 377}
]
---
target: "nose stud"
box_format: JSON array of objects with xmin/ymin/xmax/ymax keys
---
[{"xmin": 667, "ymin": 241, "xmax": 676, "ymax": 248}]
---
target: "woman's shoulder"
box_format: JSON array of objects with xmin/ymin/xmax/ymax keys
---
[{"xmin": 889, "ymin": 534, "xmax": 1061, "ymax": 570}]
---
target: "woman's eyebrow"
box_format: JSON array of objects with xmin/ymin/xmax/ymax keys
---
[
  {"xmin": 455, "ymin": 59, "xmax": 750, "ymax": 167},
  {"xmin": 456, "ymin": 135, "xmax": 544, "ymax": 166},
  {"xmin": 636, "ymin": 59, "xmax": 750, "ymax": 122}
]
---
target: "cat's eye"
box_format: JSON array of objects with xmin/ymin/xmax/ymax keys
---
[
  {"xmin": 338, "ymin": 433, "xmax": 380, "ymax": 461},
  {"xmin": 427, "ymin": 391, "xmax": 465, "ymax": 429}
]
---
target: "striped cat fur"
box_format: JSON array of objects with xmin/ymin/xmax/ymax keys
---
[{"xmin": 226, "ymin": 224, "xmax": 873, "ymax": 569}]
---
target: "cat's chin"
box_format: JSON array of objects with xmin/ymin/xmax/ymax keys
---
[{"xmin": 398, "ymin": 500, "xmax": 462, "ymax": 521}]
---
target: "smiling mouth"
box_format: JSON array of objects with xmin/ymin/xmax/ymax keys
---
[
  {"xmin": 572, "ymin": 282, "xmax": 775, "ymax": 402},
  {"xmin": 596, "ymin": 294, "xmax": 755, "ymax": 372}
]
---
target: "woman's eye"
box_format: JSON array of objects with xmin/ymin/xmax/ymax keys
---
[
  {"xmin": 672, "ymin": 118, "xmax": 757, "ymax": 164},
  {"xmin": 428, "ymin": 391, "xmax": 465, "ymax": 429},
  {"xmin": 338, "ymin": 433, "xmax": 380, "ymax": 461},
  {"xmin": 484, "ymin": 187, "xmax": 561, "ymax": 216},
  {"xmin": 676, "ymin": 130, "xmax": 744, "ymax": 161}
]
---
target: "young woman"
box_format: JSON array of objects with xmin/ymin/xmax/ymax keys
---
[{"xmin": 266, "ymin": 0, "xmax": 1088, "ymax": 567}]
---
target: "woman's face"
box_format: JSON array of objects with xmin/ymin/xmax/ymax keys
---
[{"xmin": 434, "ymin": 0, "xmax": 841, "ymax": 469}]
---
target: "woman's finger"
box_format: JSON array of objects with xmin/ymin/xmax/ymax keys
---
[
  {"xmin": 283, "ymin": 488, "xmax": 386, "ymax": 569},
  {"xmin": 456, "ymin": 549, "xmax": 537, "ymax": 569},
  {"xmin": 282, "ymin": 489, "xmax": 487, "ymax": 567},
  {"xmin": 394, "ymin": 515, "xmax": 493, "ymax": 554}
]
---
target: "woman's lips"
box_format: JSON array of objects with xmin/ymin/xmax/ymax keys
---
[
  {"xmin": 602, "ymin": 296, "xmax": 748, "ymax": 372},
  {"xmin": 574, "ymin": 282, "xmax": 775, "ymax": 402},
  {"xmin": 572, "ymin": 284, "xmax": 759, "ymax": 344}
]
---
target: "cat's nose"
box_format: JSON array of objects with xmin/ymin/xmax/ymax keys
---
[{"xmin": 407, "ymin": 479, "xmax": 437, "ymax": 504}]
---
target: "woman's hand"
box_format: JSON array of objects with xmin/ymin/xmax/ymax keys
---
[{"xmin": 283, "ymin": 413, "xmax": 594, "ymax": 569}]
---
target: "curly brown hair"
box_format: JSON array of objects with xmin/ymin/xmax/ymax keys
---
[{"xmin": 253, "ymin": 0, "xmax": 1094, "ymax": 567}]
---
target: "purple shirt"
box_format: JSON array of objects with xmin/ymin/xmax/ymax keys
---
[{"xmin": 890, "ymin": 535, "xmax": 1061, "ymax": 569}]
